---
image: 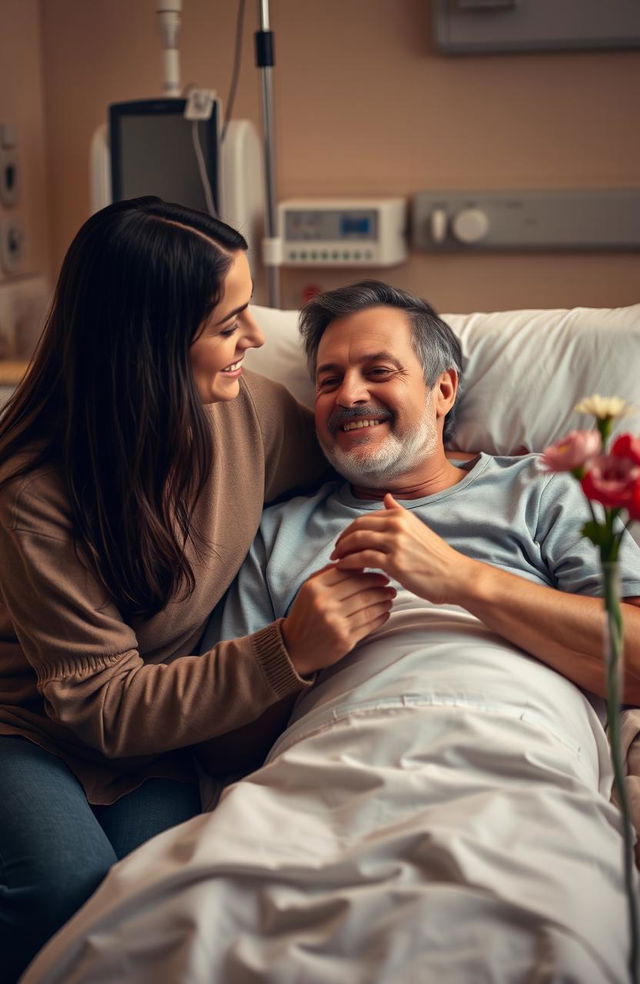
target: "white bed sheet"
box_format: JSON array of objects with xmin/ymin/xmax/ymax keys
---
[{"xmin": 22, "ymin": 605, "xmax": 634, "ymax": 983}]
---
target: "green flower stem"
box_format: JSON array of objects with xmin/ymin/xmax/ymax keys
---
[
  {"xmin": 598, "ymin": 415, "xmax": 613, "ymax": 448},
  {"xmin": 602, "ymin": 560, "xmax": 640, "ymax": 983}
]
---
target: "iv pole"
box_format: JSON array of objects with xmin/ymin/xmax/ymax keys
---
[
  {"xmin": 156, "ymin": 0, "xmax": 281, "ymax": 307},
  {"xmin": 255, "ymin": 0, "xmax": 281, "ymax": 308}
]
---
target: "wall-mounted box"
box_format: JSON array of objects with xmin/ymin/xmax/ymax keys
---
[
  {"xmin": 278, "ymin": 198, "xmax": 407, "ymax": 267},
  {"xmin": 433, "ymin": 0, "xmax": 640, "ymax": 54},
  {"xmin": 411, "ymin": 189, "xmax": 640, "ymax": 251}
]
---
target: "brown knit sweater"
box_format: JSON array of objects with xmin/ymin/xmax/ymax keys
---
[{"xmin": 0, "ymin": 371, "xmax": 328, "ymax": 804}]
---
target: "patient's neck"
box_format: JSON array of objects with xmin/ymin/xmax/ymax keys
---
[{"xmin": 349, "ymin": 453, "xmax": 472, "ymax": 501}]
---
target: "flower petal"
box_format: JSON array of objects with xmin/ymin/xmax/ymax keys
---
[{"xmin": 574, "ymin": 394, "xmax": 634, "ymax": 420}]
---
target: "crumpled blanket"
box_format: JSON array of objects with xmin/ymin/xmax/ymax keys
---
[
  {"xmin": 620, "ymin": 706, "xmax": 640, "ymax": 866},
  {"xmin": 21, "ymin": 701, "xmax": 633, "ymax": 983}
]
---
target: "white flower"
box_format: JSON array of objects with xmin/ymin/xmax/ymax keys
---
[{"xmin": 574, "ymin": 394, "xmax": 634, "ymax": 420}]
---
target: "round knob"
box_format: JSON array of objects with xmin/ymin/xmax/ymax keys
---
[{"xmin": 451, "ymin": 207, "xmax": 490, "ymax": 244}]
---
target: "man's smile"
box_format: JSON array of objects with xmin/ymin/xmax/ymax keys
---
[
  {"xmin": 327, "ymin": 407, "xmax": 392, "ymax": 435},
  {"xmin": 342, "ymin": 419, "xmax": 386, "ymax": 432}
]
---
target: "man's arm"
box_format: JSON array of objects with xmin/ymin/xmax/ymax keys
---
[
  {"xmin": 454, "ymin": 567, "xmax": 640, "ymax": 702},
  {"xmin": 330, "ymin": 493, "xmax": 640, "ymax": 703}
]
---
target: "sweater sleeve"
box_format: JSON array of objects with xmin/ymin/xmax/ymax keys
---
[{"xmin": 0, "ymin": 475, "xmax": 313, "ymax": 760}]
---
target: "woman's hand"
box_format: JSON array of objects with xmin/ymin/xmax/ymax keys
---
[
  {"xmin": 330, "ymin": 493, "xmax": 478, "ymax": 606},
  {"xmin": 282, "ymin": 564, "xmax": 396, "ymax": 677}
]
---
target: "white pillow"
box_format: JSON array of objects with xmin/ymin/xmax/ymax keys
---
[
  {"xmin": 247, "ymin": 302, "xmax": 640, "ymax": 456},
  {"xmin": 246, "ymin": 305, "xmax": 314, "ymax": 408},
  {"xmin": 445, "ymin": 305, "xmax": 640, "ymax": 456}
]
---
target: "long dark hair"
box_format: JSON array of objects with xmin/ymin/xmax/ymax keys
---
[{"xmin": 0, "ymin": 197, "xmax": 247, "ymax": 618}]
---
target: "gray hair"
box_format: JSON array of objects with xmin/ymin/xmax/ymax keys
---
[{"xmin": 299, "ymin": 280, "xmax": 463, "ymax": 443}]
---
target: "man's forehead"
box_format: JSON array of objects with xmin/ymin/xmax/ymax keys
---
[{"xmin": 318, "ymin": 305, "xmax": 412, "ymax": 358}]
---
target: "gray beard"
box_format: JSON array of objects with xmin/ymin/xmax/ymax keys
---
[{"xmin": 318, "ymin": 405, "xmax": 438, "ymax": 487}]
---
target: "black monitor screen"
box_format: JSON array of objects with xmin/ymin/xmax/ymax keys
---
[{"xmin": 109, "ymin": 98, "xmax": 219, "ymax": 213}]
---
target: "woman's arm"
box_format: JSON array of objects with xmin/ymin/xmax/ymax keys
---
[
  {"xmin": 1, "ymin": 481, "xmax": 391, "ymax": 762},
  {"xmin": 0, "ymin": 467, "xmax": 311, "ymax": 759}
]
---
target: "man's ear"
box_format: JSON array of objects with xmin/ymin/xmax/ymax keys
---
[{"xmin": 434, "ymin": 368, "xmax": 458, "ymax": 418}]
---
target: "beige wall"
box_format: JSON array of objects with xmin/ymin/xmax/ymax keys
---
[
  {"xmin": 0, "ymin": 0, "xmax": 51, "ymax": 280},
  {"xmin": 35, "ymin": 0, "xmax": 640, "ymax": 312}
]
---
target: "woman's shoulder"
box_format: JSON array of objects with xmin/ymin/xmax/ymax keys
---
[
  {"xmin": 239, "ymin": 368, "xmax": 305, "ymax": 413},
  {"xmin": 237, "ymin": 370, "xmax": 328, "ymax": 500},
  {"xmin": 0, "ymin": 456, "xmax": 70, "ymax": 535},
  {"xmin": 232, "ymin": 369, "xmax": 315, "ymax": 440}
]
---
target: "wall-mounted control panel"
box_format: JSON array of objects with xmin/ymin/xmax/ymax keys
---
[
  {"xmin": 412, "ymin": 189, "xmax": 640, "ymax": 251},
  {"xmin": 278, "ymin": 198, "xmax": 407, "ymax": 266},
  {"xmin": 432, "ymin": 0, "xmax": 640, "ymax": 54}
]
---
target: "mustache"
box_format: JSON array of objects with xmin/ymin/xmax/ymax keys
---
[{"xmin": 326, "ymin": 406, "xmax": 393, "ymax": 434}]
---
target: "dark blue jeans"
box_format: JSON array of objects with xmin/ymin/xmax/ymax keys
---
[{"xmin": 0, "ymin": 735, "xmax": 201, "ymax": 983}]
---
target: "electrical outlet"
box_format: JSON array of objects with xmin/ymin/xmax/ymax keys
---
[
  {"xmin": 0, "ymin": 217, "xmax": 24, "ymax": 274},
  {"xmin": 0, "ymin": 148, "xmax": 18, "ymax": 207}
]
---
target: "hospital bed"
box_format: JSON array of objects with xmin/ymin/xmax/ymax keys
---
[{"xmin": 21, "ymin": 299, "xmax": 640, "ymax": 983}]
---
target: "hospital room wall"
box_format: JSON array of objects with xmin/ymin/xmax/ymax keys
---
[
  {"xmin": 33, "ymin": 0, "xmax": 640, "ymax": 312},
  {"xmin": 0, "ymin": 0, "xmax": 51, "ymax": 367},
  {"xmin": 0, "ymin": 0, "xmax": 51, "ymax": 281}
]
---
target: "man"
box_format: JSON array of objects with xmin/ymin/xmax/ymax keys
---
[
  {"xmin": 220, "ymin": 279, "xmax": 640, "ymax": 705},
  {"xmin": 22, "ymin": 282, "xmax": 640, "ymax": 984}
]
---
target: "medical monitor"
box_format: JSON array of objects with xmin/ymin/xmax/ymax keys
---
[{"xmin": 109, "ymin": 98, "xmax": 219, "ymax": 213}]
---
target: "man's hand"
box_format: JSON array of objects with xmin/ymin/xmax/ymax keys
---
[
  {"xmin": 332, "ymin": 495, "xmax": 640, "ymax": 703},
  {"xmin": 330, "ymin": 493, "xmax": 477, "ymax": 605},
  {"xmin": 282, "ymin": 564, "xmax": 396, "ymax": 678}
]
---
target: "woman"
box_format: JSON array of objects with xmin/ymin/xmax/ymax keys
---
[{"xmin": 0, "ymin": 197, "xmax": 392, "ymax": 980}]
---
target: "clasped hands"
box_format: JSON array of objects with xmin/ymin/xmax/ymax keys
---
[{"xmin": 282, "ymin": 493, "xmax": 477, "ymax": 678}]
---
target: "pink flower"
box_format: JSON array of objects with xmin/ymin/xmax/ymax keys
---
[
  {"xmin": 581, "ymin": 454, "xmax": 640, "ymax": 509},
  {"xmin": 541, "ymin": 430, "xmax": 602, "ymax": 472},
  {"xmin": 611, "ymin": 433, "xmax": 640, "ymax": 466}
]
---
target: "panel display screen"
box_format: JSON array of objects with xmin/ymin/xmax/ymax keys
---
[
  {"xmin": 109, "ymin": 99, "xmax": 219, "ymax": 212},
  {"xmin": 285, "ymin": 209, "xmax": 378, "ymax": 241},
  {"xmin": 340, "ymin": 215, "xmax": 372, "ymax": 236}
]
